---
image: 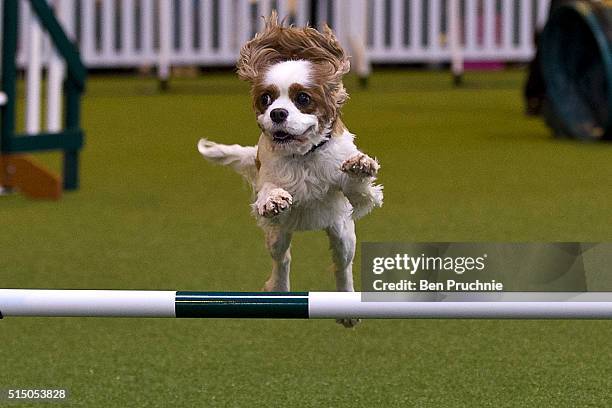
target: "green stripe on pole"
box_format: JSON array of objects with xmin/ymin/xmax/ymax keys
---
[{"xmin": 175, "ymin": 292, "xmax": 309, "ymax": 318}]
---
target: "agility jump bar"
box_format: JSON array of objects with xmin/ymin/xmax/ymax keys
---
[{"xmin": 3, "ymin": 290, "xmax": 612, "ymax": 319}]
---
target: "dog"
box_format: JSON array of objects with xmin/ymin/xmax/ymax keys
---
[{"xmin": 198, "ymin": 13, "xmax": 383, "ymax": 327}]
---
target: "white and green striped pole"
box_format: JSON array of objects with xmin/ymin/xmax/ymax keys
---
[{"xmin": 3, "ymin": 290, "xmax": 612, "ymax": 319}]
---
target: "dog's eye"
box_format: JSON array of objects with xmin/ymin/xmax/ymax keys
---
[
  {"xmin": 260, "ymin": 93, "xmax": 272, "ymax": 107},
  {"xmin": 295, "ymin": 92, "xmax": 310, "ymax": 107}
]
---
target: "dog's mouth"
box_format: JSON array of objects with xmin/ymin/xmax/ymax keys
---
[
  {"xmin": 272, "ymin": 131, "xmax": 292, "ymax": 143},
  {"xmin": 271, "ymin": 126, "xmax": 314, "ymax": 144}
]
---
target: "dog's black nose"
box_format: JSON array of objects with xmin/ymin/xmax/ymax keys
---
[{"xmin": 270, "ymin": 108, "xmax": 288, "ymax": 123}]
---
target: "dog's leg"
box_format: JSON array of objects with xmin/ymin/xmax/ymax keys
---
[
  {"xmin": 340, "ymin": 154, "xmax": 383, "ymax": 220},
  {"xmin": 326, "ymin": 218, "xmax": 360, "ymax": 328},
  {"xmin": 327, "ymin": 218, "xmax": 356, "ymax": 292},
  {"xmin": 341, "ymin": 153, "xmax": 379, "ymax": 178},
  {"xmin": 254, "ymin": 183, "xmax": 293, "ymax": 218},
  {"xmin": 262, "ymin": 228, "xmax": 292, "ymax": 292}
]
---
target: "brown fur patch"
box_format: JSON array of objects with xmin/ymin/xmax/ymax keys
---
[
  {"xmin": 252, "ymin": 84, "xmax": 280, "ymax": 115},
  {"xmin": 237, "ymin": 12, "xmax": 350, "ymax": 131},
  {"xmin": 332, "ymin": 118, "xmax": 346, "ymax": 137},
  {"xmin": 288, "ymin": 84, "xmax": 315, "ymax": 114}
]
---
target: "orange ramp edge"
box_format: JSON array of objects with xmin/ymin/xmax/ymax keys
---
[{"xmin": 0, "ymin": 154, "xmax": 62, "ymax": 200}]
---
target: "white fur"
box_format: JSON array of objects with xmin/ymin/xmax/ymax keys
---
[
  {"xmin": 197, "ymin": 139, "xmax": 258, "ymax": 183},
  {"xmin": 254, "ymin": 129, "xmax": 382, "ymax": 231},
  {"xmin": 198, "ymin": 61, "xmax": 383, "ymax": 328},
  {"xmin": 264, "ymin": 59, "xmax": 312, "ymax": 89},
  {"xmin": 199, "ymin": 128, "xmax": 383, "ymax": 285}
]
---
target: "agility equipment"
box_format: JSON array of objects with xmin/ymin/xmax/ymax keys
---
[
  {"xmin": 540, "ymin": 1, "xmax": 612, "ymax": 140},
  {"xmin": 1, "ymin": 0, "xmax": 86, "ymax": 199},
  {"xmin": 3, "ymin": 290, "xmax": 612, "ymax": 319}
]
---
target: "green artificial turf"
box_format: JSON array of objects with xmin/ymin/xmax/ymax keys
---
[{"xmin": 1, "ymin": 69, "xmax": 611, "ymax": 407}]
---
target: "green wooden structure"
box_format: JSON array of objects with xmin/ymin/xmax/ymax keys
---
[{"xmin": 1, "ymin": 0, "xmax": 86, "ymax": 190}]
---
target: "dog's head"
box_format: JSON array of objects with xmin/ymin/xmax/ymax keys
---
[{"xmin": 237, "ymin": 12, "xmax": 350, "ymax": 156}]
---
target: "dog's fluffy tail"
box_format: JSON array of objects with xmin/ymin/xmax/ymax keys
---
[{"xmin": 198, "ymin": 139, "xmax": 258, "ymax": 184}]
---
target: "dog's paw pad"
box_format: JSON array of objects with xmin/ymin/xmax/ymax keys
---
[
  {"xmin": 336, "ymin": 318, "xmax": 361, "ymax": 328},
  {"xmin": 341, "ymin": 154, "xmax": 379, "ymax": 178},
  {"xmin": 259, "ymin": 188, "xmax": 293, "ymax": 218}
]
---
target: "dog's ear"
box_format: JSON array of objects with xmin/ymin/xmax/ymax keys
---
[
  {"xmin": 321, "ymin": 24, "xmax": 351, "ymax": 80},
  {"xmin": 237, "ymin": 12, "xmax": 283, "ymax": 82},
  {"xmin": 300, "ymin": 25, "xmax": 349, "ymax": 109},
  {"xmin": 236, "ymin": 43, "xmax": 256, "ymax": 82}
]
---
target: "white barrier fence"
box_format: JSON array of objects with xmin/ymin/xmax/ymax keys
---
[
  {"xmin": 16, "ymin": 0, "xmax": 551, "ymax": 69},
  {"xmin": 367, "ymin": 0, "xmax": 551, "ymax": 62}
]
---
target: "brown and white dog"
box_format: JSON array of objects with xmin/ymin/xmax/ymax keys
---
[{"xmin": 198, "ymin": 14, "xmax": 383, "ymax": 327}]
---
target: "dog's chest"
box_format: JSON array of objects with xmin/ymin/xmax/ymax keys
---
[{"xmin": 263, "ymin": 154, "xmax": 340, "ymax": 205}]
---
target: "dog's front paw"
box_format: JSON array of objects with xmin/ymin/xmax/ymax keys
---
[
  {"xmin": 336, "ymin": 318, "xmax": 361, "ymax": 328},
  {"xmin": 257, "ymin": 188, "xmax": 293, "ymax": 218},
  {"xmin": 341, "ymin": 154, "xmax": 379, "ymax": 178}
]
